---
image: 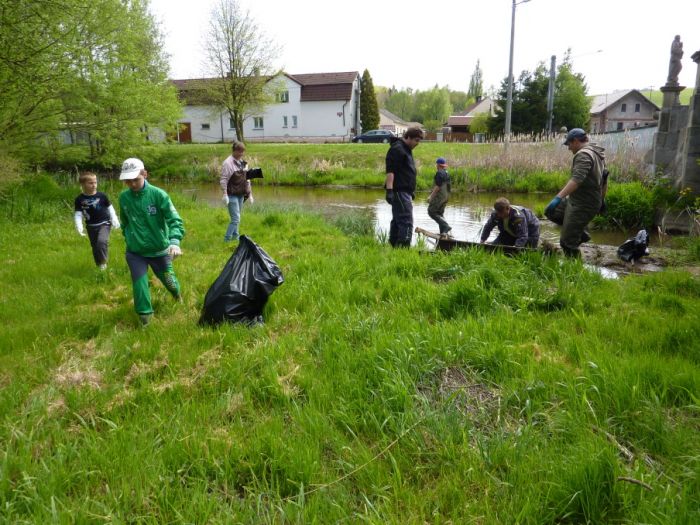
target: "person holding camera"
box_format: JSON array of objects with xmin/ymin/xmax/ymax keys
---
[{"xmin": 220, "ymin": 140, "xmax": 254, "ymax": 242}]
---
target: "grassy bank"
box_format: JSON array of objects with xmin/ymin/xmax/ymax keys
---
[
  {"xmin": 44, "ymin": 141, "xmax": 647, "ymax": 192},
  {"xmin": 0, "ymin": 183, "xmax": 698, "ymax": 523}
]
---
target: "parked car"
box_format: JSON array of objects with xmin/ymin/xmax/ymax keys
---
[{"xmin": 351, "ymin": 130, "xmax": 395, "ymax": 143}]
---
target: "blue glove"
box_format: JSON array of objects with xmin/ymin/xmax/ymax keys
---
[{"xmin": 545, "ymin": 196, "xmax": 562, "ymax": 216}]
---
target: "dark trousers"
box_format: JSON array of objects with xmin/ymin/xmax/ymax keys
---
[
  {"xmin": 560, "ymin": 201, "xmax": 597, "ymax": 257},
  {"xmin": 389, "ymin": 191, "xmax": 413, "ymax": 248},
  {"xmin": 493, "ymin": 233, "xmax": 539, "ymax": 248},
  {"xmin": 428, "ymin": 203, "xmax": 451, "ymax": 234},
  {"xmin": 87, "ymin": 224, "xmax": 111, "ymax": 265}
]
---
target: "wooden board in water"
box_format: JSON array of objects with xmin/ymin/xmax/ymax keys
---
[{"xmin": 414, "ymin": 227, "xmax": 534, "ymax": 255}]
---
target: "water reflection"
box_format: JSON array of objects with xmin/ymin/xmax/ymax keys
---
[{"xmin": 175, "ymin": 184, "xmax": 632, "ymax": 247}]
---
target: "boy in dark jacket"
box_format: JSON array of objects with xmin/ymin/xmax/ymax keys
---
[
  {"xmin": 119, "ymin": 158, "xmax": 185, "ymax": 326},
  {"xmin": 74, "ymin": 172, "xmax": 120, "ymax": 270},
  {"xmin": 427, "ymin": 157, "xmax": 452, "ymax": 237}
]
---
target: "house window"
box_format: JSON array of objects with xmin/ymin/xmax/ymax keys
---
[
  {"xmin": 276, "ymin": 90, "xmax": 289, "ymax": 103},
  {"xmin": 229, "ymin": 118, "xmax": 235, "ymax": 129},
  {"xmin": 617, "ymin": 122, "xmax": 624, "ymax": 131},
  {"xmin": 253, "ymin": 117, "xmax": 264, "ymax": 129},
  {"xmin": 283, "ymin": 116, "xmax": 288, "ymax": 128},
  {"xmin": 621, "ymin": 103, "xmax": 627, "ymax": 112},
  {"xmin": 635, "ymin": 103, "xmax": 641, "ymax": 112},
  {"xmin": 292, "ymin": 115, "xmax": 298, "ymax": 128},
  {"xmin": 201, "ymin": 123, "xmax": 210, "ymax": 130}
]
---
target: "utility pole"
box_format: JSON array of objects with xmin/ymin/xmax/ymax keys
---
[
  {"xmin": 505, "ymin": 0, "xmax": 530, "ymax": 147},
  {"xmin": 546, "ymin": 55, "xmax": 556, "ymax": 133}
]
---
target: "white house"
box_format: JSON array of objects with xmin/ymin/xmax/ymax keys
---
[
  {"xmin": 589, "ymin": 90, "xmax": 659, "ymax": 133},
  {"xmin": 171, "ymin": 71, "xmax": 361, "ymax": 143}
]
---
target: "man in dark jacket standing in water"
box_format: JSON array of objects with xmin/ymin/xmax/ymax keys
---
[
  {"xmin": 384, "ymin": 127, "xmax": 424, "ymax": 247},
  {"xmin": 545, "ymin": 128, "xmax": 606, "ymax": 257}
]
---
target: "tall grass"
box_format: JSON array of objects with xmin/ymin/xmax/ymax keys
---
[
  {"xmin": 38, "ymin": 140, "xmax": 650, "ymax": 190},
  {"xmin": 0, "ymin": 181, "xmax": 698, "ymax": 523}
]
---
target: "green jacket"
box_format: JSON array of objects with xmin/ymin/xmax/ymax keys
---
[
  {"xmin": 119, "ymin": 181, "xmax": 185, "ymax": 257},
  {"xmin": 569, "ymin": 144, "xmax": 605, "ymax": 210}
]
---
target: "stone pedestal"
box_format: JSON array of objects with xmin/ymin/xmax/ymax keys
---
[
  {"xmin": 677, "ymin": 51, "xmax": 700, "ymax": 192},
  {"xmin": 653, "ymin": 85, "xmax": 686, "ymax": 174}
]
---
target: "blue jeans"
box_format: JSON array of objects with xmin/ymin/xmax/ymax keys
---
[{"xmin": 225, "ymin": 195, "xmax": 245, "ymax": 241}]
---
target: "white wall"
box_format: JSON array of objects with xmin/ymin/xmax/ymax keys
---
[
  {"xmin": 177, "ymin": 73, "xmax": 361, "ymax": 143},
  {"xmin": 178, "ymin": 106, "xmax": 236, "ymax": 143}
]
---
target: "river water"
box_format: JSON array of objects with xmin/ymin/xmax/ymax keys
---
[{"xmin": 174, "ymin": 183, "xmax": 633, "ymax": 247}]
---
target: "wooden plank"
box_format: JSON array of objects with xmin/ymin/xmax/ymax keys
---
[{"xmin": 414, "ymin": 227, "xmax": 533, "ymax": 255}]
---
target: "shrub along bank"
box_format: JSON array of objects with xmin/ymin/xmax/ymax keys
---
[{"xmin": 0, "ymin": 183, "xmax": 698, "ymax": 523}]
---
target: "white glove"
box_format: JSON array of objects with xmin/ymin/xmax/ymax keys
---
[
  {"xmin": 248, "ymin": 194, "xmax": 254, "ymax": 204},
  {"xmin": 167, "ymin": 244, "xmax": 182, "ymax": 259},
  {"xmin": 79, "ymin": 232, "xmax": 87, "ymax": 237},
  {"xmin": 108, "ymin": 205, "xmax": 121, "ymax": 229},
  {"xmin": 222, "ymin": 194, "xmax": 229, "ymax": 205},
  {"xmin": 74, "ymin": 211, "xmax": 85, "ymax": 236}
]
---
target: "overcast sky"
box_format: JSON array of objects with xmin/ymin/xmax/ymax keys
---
[{"xmin": 148, "ymin": 0, "xmax": 699, "ymax": 96}]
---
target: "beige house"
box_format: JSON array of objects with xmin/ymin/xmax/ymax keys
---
[
  {"xmin": 378, "ymin": 108, "xmax": 423, "ymax": 135},
  {"xmin": 590, "ymin": 90, "xmax": 659, "ymax": 133},
  {"xmin": 446, "ymin": 97, "xmax": 497, "ymax": 133}
]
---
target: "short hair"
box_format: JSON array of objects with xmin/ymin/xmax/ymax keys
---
[
  {"xmin": 232, "ymin": 140, "xmax": 246, "ymax": 152},
  {"xmin": 403, "ymin": 127, "xmax": 424, "ymax": 140},
  {"xmin": 79, "ymin": 172, "xmax": 97, "ymax": 184},
  {"xmin": 494, "ymin": 197, "xmax": 510, "ymax": 212}
]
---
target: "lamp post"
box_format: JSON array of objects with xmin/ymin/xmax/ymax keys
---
[
  {"xmin": 505, "ymin": 0, "xmax": 530, "ymax": 147},
  {"xmin": 546, "ymin": 49, "xmax": 602, "ymax": 134}
]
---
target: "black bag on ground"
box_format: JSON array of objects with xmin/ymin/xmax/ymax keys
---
[
  {"xmin": 617, "ymin": 229, "xmax": 650, "ymax": 262},
  {"xmin": 199, "ymin": 236, "xmax": 284, "ymax": 326}
]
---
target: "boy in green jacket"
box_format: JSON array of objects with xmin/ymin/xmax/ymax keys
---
[{"xmin": 119, "ymin": 158, "xmax": 185, "ymax": 326}]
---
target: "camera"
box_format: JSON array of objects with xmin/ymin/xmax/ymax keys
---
[{"xmin": 246, "ymin": 167, "xmax": 263, "ymax": 180}]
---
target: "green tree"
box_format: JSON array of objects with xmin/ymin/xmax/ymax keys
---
[
  {"xmin": 469, "ymin": 112, "xmax": 490, "ymax": 134},
  {"xmin": 360, "ymin": 69, "xmax": 380, "ymax": 131},
  {"xmin": 449, "ymin": 91, "xmax": 473, "ymax": 113},
  {"xmin": 415, "ymin": 85, "xmax": 452, "ymax": 132},
  {"xmin": 467, "ymin": 59, "xmax": 484, "ymax": 100},
  {"xmin": 0, "ymin": 0, "xmax": 181, "ymax": 165},
  {"xmin": 384, "ymin": 87, "xmax": 415, "ymax": 121},
  {"xmin": 203, "ymin": 0, "xmax": 281, "ymax": 141},
  {"xmin": 489, "ymin": 64, "xmax": 551, "ymax": 135},
  {"xmin": 553, "ymin": 52, "xmax": 590, "ymax": 130}
]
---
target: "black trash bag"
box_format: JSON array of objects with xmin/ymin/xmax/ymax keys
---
[
  {"xmin": 544, "ymin": 197, "xmax": 568, "ymax": 225},
  {"xmin": 617, "ymin": 229, "xmax": 650, "ymax": 262},
  {"xmin": 199, "ymin": 236, "xmax": 284, "ymax": 326}
]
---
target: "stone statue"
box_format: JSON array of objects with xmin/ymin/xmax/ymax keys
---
[{"xmin": 667, "ymin": 35, "xmax": 683, "ymax": 85}]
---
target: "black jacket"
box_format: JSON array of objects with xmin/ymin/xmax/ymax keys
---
[{"xmin": 385, "ymin": 137, "xmax": 417, "ymax": 193}]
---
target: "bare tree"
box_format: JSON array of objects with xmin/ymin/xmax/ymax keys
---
[{"xmin": 202, "ymin": 0, "xmax": 280, "ymax": 141}]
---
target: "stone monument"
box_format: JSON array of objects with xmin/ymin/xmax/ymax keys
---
[
  {"xmin": 676, "ymin": 50, "xmax": 700, "ymax": 193},
  {"xmin": 652, "ymin": 36, "xmax": 699, "ymax": 186},
  {"xmin": 651, "ymin": 36, "xmax": 700, "ymax": 230}
]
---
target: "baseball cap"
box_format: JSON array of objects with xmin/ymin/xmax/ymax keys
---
[
  {"xmin": 563, "ymin": 128, "xmax": 587, "ymax": 145},
  {"xmin": 436, "ymin": 157, "xmax": 447, "ymax": 165},
  {"xmin": 119, "ymin": 158, "xmax": 145, "ymax": 180}
]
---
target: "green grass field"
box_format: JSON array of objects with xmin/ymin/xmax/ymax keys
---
[{"xmin": 0, "ymin": 182, "xmax": 698, "ymax": 523}]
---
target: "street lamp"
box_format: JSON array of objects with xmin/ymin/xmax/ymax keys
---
[
  {"xmin": 505, "ymin": 0, "xmax": 530, "ymax": 146},
  {"xmin": 546, "ymin": 49, "xmax": 603, "ymax": 133}
]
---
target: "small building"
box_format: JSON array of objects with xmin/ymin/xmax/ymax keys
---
[
  {"xmin": 590, "ymin": 90, "xmax": 659, "ymax": 133},
  {"xmin": 445, "ymin": 97, "xmax": 497, "ymax": 141},
  {"xmin": 171, "ymin": 71, "xmax": 361, "ymax": 143},
  {"xmin": 379, "ymin": 108, "xmax": 410, "ymax": 136}
]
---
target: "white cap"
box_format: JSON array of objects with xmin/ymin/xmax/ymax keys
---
[{"xmin": 120, "ymin": 158, "xmax": 145, "ymax": 180}]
